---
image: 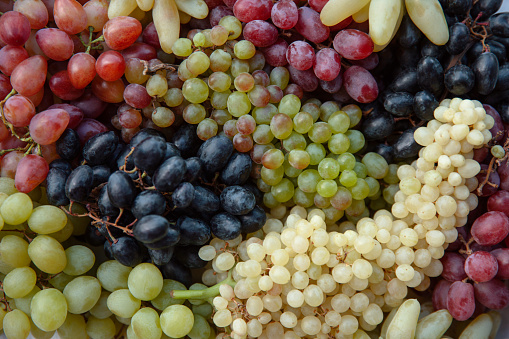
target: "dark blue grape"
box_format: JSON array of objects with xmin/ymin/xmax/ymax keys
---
[
  {"xmin": 384, "ymin": 92, "xmax": 414, "ymax": 117},
  {"xmin": 197, "ymin": 135, "xmax": 234, "ymax": 173},
  {"xmin": 497, "ymin": 102, "xmax": 509, "ymax": 124},
  {"xmin": 243, "ymin": 183, "xmax": 264, "ymax": 205},
  {"xmin": 413, "ymin": 90, "xmax": 438, "ymax": 121},
  {"xmin": 161, "ymin": 259, "xmax": 193, "ymax": 287},
  {"xmin": 175, "ymin": 246, "xmax": 207, "ymax": 268},
  {"xmin": 210, "ymin": 212, "xmax": 242, "ymax": 240},
  {"xmin": 397, "ymin": 16, "xmax": 422, "ymax": 48},
  {"xmin": 164, "ymin": 142, "xmax": 181, "ymax": 160},
  {"xmin": 129, "ymin": 128, "xmax": 165, "ymax": 148},
  {"xmin": 107, "ymin": 171, "xmax": 137, "ymax": 208},
  {"xmin": 107, "ymin": 143, "xmax": 126, "ymax": 172},
  {"xmin": 184, "ymin": 157, "xmax": 203, "ymax": 183},
  {"xmin": 496, "ymin": 64, "xmax": 509, "ymax": 91},
  {"xmin": 131, "ymin": 190, "xmax": 166, "ymax": 220},
  {"xmin": 490, "ymin": 12, "xmax": 509, "ymax": 38},
  {"xmin": 417, "ymin": 56, "xmax": 444, "ymax": 96},
  {"xmin": 389, "ymin": 69, "xmax": 420, "ymax": 94},
  {"xmin": 485, "ymin": 40, "xmax": 507, "ymax": 64},
  {"xmin": 172, "ymin": 124, "xmax": 200, "ymax": 157},
  {"xmin": 393, "ymin": 127, "xmax": 421, "ymax": 160},
  {"xmin": 46, "ymin": 168, "xmax": 70, "ymax": 206},
  {"xmin": 82, "ymin": 131, "xmax": 119, "ymax": 166},
  {"xmin": 472, "ymin": 52, "xmax": 499, "ymax": 95},
  {"xmin": 176, "ymin": 216, "xmax": 211, "ymax": 246},
  {"xmin": 471, "ymin": 0, "xmax": 502, "ymax": 20},
  {"xmin": 191, "ymin": 186, "xmax": 220, "ymax": 213},
  {"xmin": 49, "ymin": 159, "xmax": 72, "ymax": 176},
  {"xmin": 133, "ymin": 215, "xmax": 170, "ymax": 243},
  {"xmin": 92, "ymin": 165, "xmax": 110, "ymax": 187},
  {"xmin": 133, "ymin": 137, "xmax": 167, "ymax": 175},
  {"xmin": 374, "ymin": 144, "xmax": 394, "ymax": 164},
  {"xmin": 443, "ymin": 0, "xmax": 472, "ymax": 15},
  {"xmin": 115, "ymin": 145, "xmax": 137, "ymax": 180},
  {"xmin": 172, "ymin": 182, "xmax": 195, "ymax": 209},
  {"xmin": 446, "ymin": 23, "xmax": 471, "ymax": 55},
  {"xmin": 65, "ymin": 165, "xmax": 94, "ymax": 203},
  {"xmin": 144, "ymin": 228, "xmax": 180, "ymax": 249},
  {"xmin": 98, "ymin": 221, "xmax": 124, "ymax": 242},
  {"xmin": 85, "ymin": 226, "xmax": 105, "ymax": 246},
  {"xmin": 56, "ymin": 129, "xmax": 80, "ymax": 160},
  {"xmin": 238, "ymin": 205, "xmax": 267, "ymax": 234},
  {"xmin": 153, "ymin": 156, "xmax": 187, "ymax": 192},
  {"xmin": 361, "ymin": 110, "xmax": 394, "ymax": 140},
  {"xmin": 112, "ymin": 236, "xmax": 143, "ymax": 267},
  {"xmin": 220, "ymin": 186, "xmax": 256, "ymax": 215},
  {"xmin": 104, "ymin": 241, "xmax": 114, "ymax": 259},
  {"xmin": 220, "ymin": 152, "xmax": 252, "ymax": 185},
  {"xmin": 491, "ymin": 35, "xmax": 509, "ymax": 50},
  {"xmin": 397, "ymin": 47, "xmax": 421, "ymax": 69},
  {"xmin": 444, "ymin": 64, "xmax": 475, "ymax": 95},
  {"xmin": 98, "ymin": 185, "xmax": 119, "ymax": 217},
  {"xmin": 148, "ymin": 247, "xmax": 174, "ymax": 266},
  {"xmin": 420, "ymin": 40, "xmax": 446, "ymax": 60}
]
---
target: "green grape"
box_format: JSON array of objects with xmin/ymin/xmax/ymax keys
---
[
  {"xmin": 263, "ymin": 192, "xmax": 280, "ymax": 209},
  {"xmin": 301, "ymin": 103, "xmax": 321, "ymax": 122},
  {"xmin": 182, "ymin": 78, "xmax": 209, "ymax": 104},
  {"xmin": 219, "ymin": 16, "xmax": 242, "ymax": 40},
  {"xmin": 328, "ymin": 133, "xmax": 350, "ymax": 154},
  {"xmin": 339, "ymin": 170, "xmax": 358, "ymax": 187},
  {"xmin": 151, "ymin": 279, "xmax": 186, "ymax": 311},
  {"xmin": 252, "ymin": 104, "xmax": 277, "ymax": 124},
  {"xmin": 210, "ymin": 25, "xmax": 229, "ymax": 46},
  {"xmin": 257, "ymin": 178, "xmax": 271, "ymax": 192},
  {"xmin": 323, "ymin": 206, "xmax": 344, "ymax": 224},
  {"xmin": 362, "ymin": 152, "xmax": 389, "ymax": 180},
  {"xmin": 211, "ymin": 109, "xmax": 232, "ymax": 125},
  {"xmin": 365, "ymin": 177, "xmax": 381, "ymax": 197},
  {"xmin": 107, "ymin": 289, "xmax": 141, "ymax": 318},
  {"xmin": 128, "ymin": 263, "xmax": 164, "ymax": 301},
  {"xmin": 253, "ymin": 125, "xmax": 274, "ymax": 144},
  {"xmin": 298, "ymin": 169, "xmax": 321, "ymax": 193},
  {"xmin": 197, "ymin": 118, "xmax": 218, "ymax": 140},
  {"xmin": 172, "ymin": 38, "xmax": 193, "ymax": 57},
  {"xmin": 318, "ymin": 158, "xmax": 340, "ymax": 180},
  {"xmin": 337, "ymin": 153, "xmax": 356, "ymax": 171},
  {"xmin": 63, "ymin": 276, "xmax": 102, "ymax": 314},
  {"xmin": 178, "ymin": 60, "xmax": 196, "ymax": 81},
  {"xmin": 249, "ymin": 51, "xmax": 266, "ymax": 72},
  {"xmin": 188, "ymin": 314, "xmax": 211, "ymax": 339},
  {"xmin": 305, "ymin": 98, "xmax": 322, "ymax": 106},
  {"xmin": 330, "ymin": 186, "xmax": 353, "ymax": 210},
  {"xmin": 27, "ymin": 205, "xmax": 67, "ymax": 235},
  {"xmin": 262, "ymin": 149, "xmax": 285, "ymax": 169},
  {"xmin": 3, "ymin": 266, "xmax": 36, "ymax": 298},
  {"xmin": 30, "ymin": 318, "xmax": 55, "ymax": 339},
  {"xmin": 383, "ymin": 184, "xmax": 400, "ymax": 205},
  {"xmin": 64, "ymin": 203, "xmax": 89, "ymax": 236},
  {"xmin": 370, "ymin": 197, "xmax": 387, "ymax": 211},
  {"xmin": 346, "ymin": 207, "xmax": 370, "ymax": 224},
  {"xmin": 187, "ymin": 52, "xmax": 211, "ymax": 75},
  {"xmin": 152, "ymin": 107, "xmax": 175, "ymax": 128},
  {"xmin": 306, "ymin": 143, "xmax": 326, "ymax": 165},
  {"xmin": 193, "ymin": 32, "xmax": 207, "ymax": 47},
  {"xmin": 183, "ymin": 104, "xmax": 206, "ymax": 124},
  {"xmin": 192, "ymin": 303, "xmax": 213, "ymax": 319},
  {"xmin": 353, "ymin": 162, "xmax": 368, "ymax": 179},
  {"xmin": 234, "ymin": 40, "xmax": 256, "ymax": 59},
  {"xmin": 284, "ymin": 161, "xmax": 303, "ymax": 178},
  {"xmin": 0, "ymin": 177, "xmax": 18, "ymax": 195},
  {"xmin": 160, "ymin": 305, "xmax": 195, "ymax": 338},
  {"xmin": 49, "ymin": 272, "xmax": 74, "ymax": 291},
  {"xmin": 234, "ymin": 72, "xmax": 255, "ymax": 92},
  {"xmin": 57, "ymin": 313, "xmax": 87, "ymax": 339},
  {"xmin": 328, "ymin": 111, "xmax": 351, "ymax": 134},
  {"xmin": 1, "ymin": 192, "xmax": 32, "ymax": 225},
  {"xmin": 208, "ymin": 72, "xmax": 232, "ymax": 92},
  {"xmin": 146, "ymin": 73, "xmax": 168, "ymax": 97},
  {"xmin": 308, "ymin": 122, "xmax": 332, "ymax": 144},
  {"xmin": 28, "ymin": 235, "xmax": 66, "ymax": 274},
  {"xmin": 270, "ymin": 67, "xmax": 290, "ymax": 90},
  {"xmin": 271, "ymin": 178, "xmax": 295, "ymax": 202},
  {"xmin": 314, "ymin": 193, "xmax": 331, "ymax": 208},
  {"xmin": 281, "ymin": 131, "xmax": 307, "ymax": 151},
  {"xmin": 383, "ymin": 164, "xmax": 400, "ymax": 184},
  {"xmin": 293, "ymin": 188, "xmax": 315, "ymax": 208},
  {"xmin": 346, "ymin": 130, "xmax": 365, "ymax": 153},
  {"xmin": 90, "ymin": 291, "xmax": 113, "ymax": 320},
  {"xmin": 210, "ymin": 90, "xmax": 230, "ymax": 110},
  {"xmin": 345, "ymin": 199, "xmax": 366, "ymax": 217},
  {"xmin": 270, "ymin": 113, "xmax": 293, "ymax": 139},
  {"xmin": 231, "ymin": 58, "xmax": 250, "ymax": 77},
  {"xmin": 31, "ymin": 288, "xmax": 68, "ymax": 331},
  {"xmin": 342, "ymin": 104, "xmax": 362, "ymax": 128},
  {"xmin": 86, "ymin": 316, "xmax": 116, "ymax": 339},
  {"xmin": 293, "ymin": 112, "xmax": 314, "ymax": 134},
  {"xmin": 316, "ymin": 179, "xmax": 338, "ymax": 198},
  {"xmin": 279, "ymin": 94, "xmax": 301, "ymax": 118},
  {"xmin": 348, "ymin": 178, "xmax": 370, "ymax": 200},
  {"xmin": 0, "ymin": 235, "xmax": 30, "ymax": 268},
  {"xmin": 3, "ymin": 309, "xmax": 31, "ymax": 339},
  {"xmin": 320, "ymin": 101, "xmax": 340, "ymax": 121},
  {"xmin": 227, "ymin": 91, "xmax": 251, "ymax": 117},
  {"xmin": 14, "ymin": 286, "xmax": 40, "ymax": 315},
  {"xmin": 209, "ymin": 49, "xmax": 232, "ymax": 72},
  {"xmin": 288, "ymin": 150, "xmax": 310, "ymax": 169},
  {"xmin": 96, "ymin": 260, "xmax": 132, "ymax": 292},
  {"xmin": 163, "ymin": 88, "xmax": 184, "ymax": 107},
  {"xmin": 131, "ymin": 307, "xmax": 162, "ymax": 339},
  {"xmin": 261, "ymin": 166, "xmax": 284, "ymax": 185}
]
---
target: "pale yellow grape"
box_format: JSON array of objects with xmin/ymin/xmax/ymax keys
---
[
  {"xmin": 0, "ymin": 177, "xmax": 17, "ymax": 195},
  {"xmin": 130, "ymin": 307, "xmax": 162, "ymax": 339},
  {"xmin": 172, "ymin": 38, "xmax": 193, "ymax": 57},
  {"xmin": 48, "ymin": 218, "xmax": 74, "ymax": 243},
  {"xmin": 63, "ymin": 245, "xmax": 95, "ymax": 276},
  {"xmin": 160, "ymin": 304, "xmax": 194, "ymax": 337},
  {"xmin": 320, "ymin": 0, "xmax": 370, "ymax": 26},
  {"xmin": 213, "ymin": 296, "xmax": 228, "ymax": 310},
  {"xmin": 28, "ymin": 235, "xmax": 66, "ymax": 274},
  {"xmin": 86, "ymin": 316, "xmax": 116, "ymax": 339},
  {"xmin": 3, "ymin": 309, "xmax": 31, "ymax": 339},
  {"xmin": 3, "ymin": 266, "xmax": 36, "ymax": 298},
  {"xmin": 48, "ymin": 272, "xmax": 73, "ymax": 292},
  {"xmin": 227, "ymin": 91, "xmax": 251, "ymax": 117},
  {"xmin": 89, "ymin": 291, "xmax": 113, "ymax": 319},
  {"xmin": 234, "ymin": 40, "xmax": 256, "ymax": 59},
  {"xmin": 0, "ymin": 235, "xmax": 30, "ymax": 268},
  {"xmin": 246, "ymin": 296, "xmax": 264, "ymax": 316},
  {"xmin": 1, "ymin": 192, "xmax": 32, "ymax": 225},
  {"xmin": 27, "ymin": 205, "xmax": 67, "ymax": 234},
  {"xmin": 63, "ymin": 276, "xmax": 102, "ymax": 314},
  {"xmin": 96, "ymin": 260, "xmax": 132, "ymax": 292},
  {"xmin": 219, "ymin": 16, "xmax": 242, "ymax": 40},
  {"xmin": 31, "ymin": 288, "xmax": 67, "ymax": 331},
  {"xmin": 14, "ymin": 285, "xmax": 40, "ymax": 315},
  {"xmin": 146, "ymin": 73, "xmax": 168, "ymax": 97},
  {"xmin": 57, "ymin": 313, "xmax": 87, "ymax": 339}
]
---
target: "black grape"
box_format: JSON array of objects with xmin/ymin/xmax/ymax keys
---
[
  {"xmin": 183, "ymin": 157, "xmax": 203, "ymax": 183},
  {"xmin": 115, "ymin": 145, "xmax": 137, "ymax": 179},
  {"xmin": 163, "ymin": 142, "xmax": 181, "ymax": 160},
  {"xmin": 131, "ymin": 190, "xmax": 166, "ymax": 219},
  {"xmin": 85, "ymin": 226, "xmax": 105, "ymax": 246},
  {"xmin": 175, "ymin": 245, "xmax": 207, "ymax": 268},
  {"xmin": 49, "ymin": 159, "xmax": 72, "ymax": 176},
  {"xmin": 393, "ymin": 127, "xmax": 422, "ymax": 160},
  {"xmin": 417, "ymin": 56, "xmax": 444, "ymax": 96},
  {"xmin": 148, "ymin": 247, "xmax": 174, "ymax": 266},
  {"xmin": 496, "ymin": 65, "xmax": 509, "ymax": 91},
  {"xmin": 443, "ymin": 0, "xmax": 473, "ymax": 15},
  {"xmin": 144, "ymin": 226, "xmax": 181, "ymax": 249},
  {"xmin": 485, "ymin": 40, "xmax": 507, "ymax": 63},
  {"xmin": 65, "ymin": 165, "xmax": 94, "ymax": 203},
  {"xmin": 397, "ymin": 47, "xmax": 421, "ymax": 69},
  {"xmin": 220, "ymin": 186, "xmax": 256, "ymax": 215},
  {"xmin": 197, "ymin": 135, "xmax": 234, "ymax": 173},
  {"xmin": 176, "ymin": 216, "xmax": 211, "ymax": 246},
  {"xmin": 46, "ymin": 168, "xmax": 70, "ymax": 207},
  {"xmin": 153, "ymin": 156, "xmax": 187, "ymax": 192},
  {"xmin": 471, "ymin": 0, "xmax": 503, "ymax": 20},
  {"xmin": 210, "ymin": 212, "xmax": 242, "ymax": 240},
  {"xmin": 132, "ymin": 137, "xmax": 167, "ymax": 175},
  {"xmin": 444, "ymin": 64, "xmax": 475, "ymax": 95},
  {"xmin": 413, "ymin": 90, "xmax": 438, "ymax": 121},
  {"xmin": 98, "ymin": 185, "xmax": 119, "ymax": 217},
  {"xmin": 384, "ymin": 92, "xmax": 414, "ymax": 117},
  {"xmin": 397, "ymin": 16, "xmax": 422, "ymax": 48},
  {"xmin": 420, "ymin": 40, "xmax": 446, "ymax": 60},
  {"xmin": 56, "ymin": 129, "xmax": 80, "ymax": 160},
  {"xmin": 471, "ymin": 52, "xmax": 499, "ymax": 95},
  {"xmin": 82, "ymin": 131, "xmax": 119, "ymax": 166},
  {"xmin": 107, "ymin": 171, "xmax": 137, "ymax": 208},
  {"xmin": 361, "ymin": 110, "xmax": 394, "ymax": 140},
  {"xmin": 446, "ymin": 23, "xmax": 471, "ymax": 55},
  {"xmin": 172, "ymin": 182, "xmax": 195, "ymax": 209},
  {"xmin": 389, "ymin": 69, "xmax": 420, "ymax": 94},
  {"xmin": 92, "ymin": 165, "xmax": 110, "ymax": 187},
  {"xmin": 104, "ymin": 241, "xmax": 114, "ymax": 260},
  {"xmin": 220, "ymin": 152, "xmax": 252, "ymax": 185},
  {"xmin": 129, "ymin": 128, "xmax": 165, "ymax": 148},
  {"xmin": 112, "ymin": 236, "xmax": 143, "ymax": 267},
  {"xmin": 161, "ymin": 259, "xmax": 193, "ymax": 287},
  {"xmin": 172, "ymin": 124, "xmax": 200, "ymax": 157},
  {"xmin": 237, "ymin": 205, "xmax": 267, "ymax": 234},
  {"xmin": 191, "ymin": 186, "xmax": 220, "ymax": 213},
  {"xmin": 243, "ymin": 183, "xmax": 264, "ymax": 205},
  {"xmin": 133, "ymin": 215, "xmax": 170, "ymax": 243},
  {"xmin": 374, "ymin": 144, "xmax": 394, "ymax": 164},
  {"xmin": 490, "ymin": 12, "xmax": 509, "ymax": 37}
]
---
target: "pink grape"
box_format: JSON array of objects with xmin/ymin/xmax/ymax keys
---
[
  {"xmin": 48, "ymin": 103, "xmax": 84, "ymax": 129},
  {"xmin": 432, "ymin": 279, "xmax": 452, "ymax": 310},
  {"xmin": 314, "ymin": 48, "xmax": 341, "ymax": 81},
  {"xmin": 294, "ymin": 7, "xmax": 329, "ymax": 44},
  {"xmin": 96, "ymin": 50, "xmax": 126, "ymax": 81},
  {"xmin": 68, "ymin": 52, "xmax": 97, "ymax": 89},
  {"xmin": 70, "ymin": 90, "xmax": 107, "ymax": 119},
  {"xmin": 0, "ymin": 11, "xmax": 31, "ymax": 46},
  {"xmin": 233, "ymin": 0, "xmax": 272, "ymax": 23},
  {"xmin": 343, "ymin": 66, "xmax": 378, "ymax": 103},
  {"xmin": 103, "ymin": 16, "xmax": 142, "ymax": 50},
  {"xmin": 29, "ymin": 108, "xmax": 70, "ymax": 145},
  {"xmin": 121, "ymin": 42, "xmax": 157, "ymax": 61},
  {"xmin": 333, "ymin": 29, "xmax": 374, "ymax": 60},
  {"xmin": 308, "ymin": 0, "xmax": 328, "ymax": 12},
  {"xmin": 54, "ymin": 0, "xmax": 88, "ymax": 35},
  {"xmin": 261, "ymin": 38, "xmax": 288, "ymax": 67},
  {"xmin": 10, "ymin": 55, "xmax": 47, "ymax": 97},
  {"xmin": 233, "ymin": 133, "xmax": 253, "ymax": 152},
  {"xmin": 491, "ymin": 248, "xmax": 509, "ymax": 280},
  {"xmin": 288, "ymin": 65, "xmax": 319, "ymax": 92},
  {"xmin": 142, "ymin": 22, "xmax": 161, "ymax": 49},
  {"xmin": 83, "ymin": 0, "xmax": 109, "ymax": 32},
  {"xmin": 474, "ymin": 279, "xmax": 509, "ymax": 309},
  {"xmin": 14, "ymin": 154, "xmax": 49, "ymax": 193},
  {"xmin": 0, "ymin": 45, "xmax": 29, "ymax": 76},
  {"xmin": 271, "ymin": 0, "xmax": 298, "ymax": 30},
  {"xmin": 123, "ymin": 84, "xmax": 152, "ymax": 109},
  {"xmin": 35, "ymin": 28, "xmax": 74, "ymax": 61},
  {"xmin": 4, "ymin": 95, "xmax": 35, "ymax": 127},
  {"xmin": 243, "ymin": 20, "xmax": 278, "ymax": 47},
  {"xmin": 447, "ymin": 281, "xmax": 475, "ymax": 321},
  {"xmin": 284, "ymin": 84, "xmax": 303, "ymax": 99},
  {"xmin": 286, "ymin": 41, "xmax": 315, "ymax": 71},
  {"xmin": 471, "ymin": 211, "xmax": 509, "ymax": 245},
  {"xmin": 464, "ymin": 251, "xmax": 498, "ymax": 282},
  {"xmin": 350, "ymin": 53, "xmax": 379, "ymax": 70},
  {"xmin": 14, "ymin": 0, "xmax": 49, "ymax": 30},
  {"xmin": 1, "ymin": 151, "xmax": 24, "ymax": 179},
  {"xmin": 440, "ymin": 252, "xmax": 467, "ymax": 282},
  {"xmin": 236, "ymin": 114, "xmax": 256, "ymax": 135},
  {"xmin": 267, "ymin": 85, "xmax": 283, "ymax": 103}
]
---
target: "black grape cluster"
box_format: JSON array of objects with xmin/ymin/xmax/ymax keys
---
[
  {"xmin": 44, "ymin": 125, "xmax": 265, "ymax": 287},
  {"xmin": 361, "ymin": 0, "xmax": 508, "ymax": 164}
]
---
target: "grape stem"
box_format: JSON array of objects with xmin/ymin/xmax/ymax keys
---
[
  {"xmin": 170, "ymin": 270, "xmax": 236, "ymax": 300},
  {"xmin": 83, "ymin": 26, "xmax": 105, "ymax": 54}
]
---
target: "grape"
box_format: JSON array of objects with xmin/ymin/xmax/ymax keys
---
[
  {"xmin": 464, "ymin": 251, "xmax": 498, "ymax": 282},
  {"xmin": 86, "ymin": 316, "xmax": 116, "ymax": 339},
  {"xmin": 4, "ymin": 94, "xmax": 35, "ymax": 127},
  {"xmin": 63, "ymin": 276, "xmax": 102, "ymax": 314},
  {"xmin": 491, "ymin": 248, "xmax": 509, "ymax": 280},
  {"xmin": 67, "ymin": 53, "xmax": 97, "ymax": 90},
  {"xmin": 95, "ymin": 50, "xmax": 126, "ymax": 82},
  {"xmin": 471, "ymin": 52, "xmax": 499, "ymax": 95},
  {"xmin": 440, "ymin": 252, "xmax": 467, "ymax": 282},
  {"xmin": 63, "ymin": 245, "xmax": 95, "ymax": 276},
  {"xmin": 3, "ymin": 266, "xmax": 36, "ymax": 298},
  {"xmin": 103, "ymin": 16, "xmax": 142, "ymax": 50},
  {"xmin": 82, "ymin": 0, "xmax": 108, "ymax": 32},
  {"xmin": 29, "ymin": 108, "xmax": 70, "ymax": 145},
  {"xmin": 49, "ymin": 70, "xmax": 85, "ymax": 101},
  {"xmin": 447, "ymin": 281, "xmax": 475, "ymax": 321},
  {"xmin": 294, "ymin": 7, "xmax": 329, "ymax": 44},
  {"xmin": 160, "ymin": 305, "xmax": 195, "ymax": 338},
  {"xmin": 14, "ymin": 0, "xmax": 49, "ymax": 30},
  {"xmin": 471, "ymin": 211, "xmax": 509, "ymax": 245},
  {"xmin": 288, "ymin": 66, "xmax": 319, "ymax": 92},
  {"xmin": 3, "ymin": 309, "xmax": 31, "ymax": 339},
  {"xmin": 286, "ymin": 41, "xmax": 315, "ymax": 71},
  {"xmin": 233, "ymin": 0, "xmax": 272, "ymax": 23},
  {"xmin": 0, "ymin": 11, "xmax": 31, "ymax": 46},
  {"xmin": 343, "ymin": 66, "xmax": 378, "ymax": 103},
  {"xmin": 262, "ymin": 39, "xmax": 289, "ymax": 67},
  {"xmin": 474, "ymin": 279, "xmax": 509, "ymax": 309},
  {"xmin": 35, "ymin": 28, "xmax": 74, "ymax": 61},
  {"xmin": 333, "ymin": 29, "xmax": 373, "ymax": 61},
  {"xmin": 131, "ymin": 307, "xmax": 162, "ymax": 339},
  {"xmin": 10, "ymin": 55, "xmax": 47, "ymax": 97},
  {"xmin": 314, "ymin": 48, "xmax": 341, "ymax": 82},
  {"xmin": 0, "ymin": 45, "xmax": 29, "ymax": 76},
  {"xmin": 53, "ymin": 0, "xmax": 87, "ymax": 34},
  {"xmin": 91, "ymin": 77, "xmax": 125, "ymax": 103},
  {"xmin": 271, "ymin": 0, "xmax": 298, "ymax": 29}
]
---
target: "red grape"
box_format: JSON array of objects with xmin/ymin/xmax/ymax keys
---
[
  {"xmin": 447, "ymin": 281, "xmax": 475, "ymax": 321},
  {"xmin": 474, "ymin": 279, "xmax": 509, "ymax": 309},
  {"xmin": 261, "ymin": 38, "xmax": 288, "ymax": 67},
  {"xmin": 243, "ymin": 20, "xmax": 278, "ymax": 47},
  {"xmin": 283, "ymin": 84, "xmax": 303, "ymax": 99},
  {"xmin": 68, "ymin": 52, "xmax": 97, "ymax": 89},
  {"xmin": 10, "ymin": 55, "xmax": 47, "ymax": 97},
  {"xmin": 236, "ymin": 114, "xmax": 256, "ymax": 135},
  {"xmin": 476, "ymin": 163, "xmax": 500, "ymax": 196},
  {"xmin": 121, "ymin": 42, "xmax": 157, "ymax": 61},
  {"xmin": 288, "ymin": 65, "xmax": 319, "ymax": 92},
  {"xmin": 0, "ymin": 135, "xmax": 27, "ymax": 152},
  {"xmin": 123, "ymin": 83, "xmax": 152, "ymax": 109},
  {"xmin": 49, "ymin": 70, "xmax": 85, "ymax": 101},
  {"xmin": 491, "ymin": 248, "xmax": 509, "ymax": 279},
  {"xmin": 103, "ymin": 16, "xmax": 143, "ymax": 51},
  {"xmin": 0, "ymin": 45, "xmax": 29, "ymax": 76},
  {"xmin": 1, "ymin": 151, "xmax": 24, "ymax": 179},
  {"xmin": 333, "ymin": 29, "xmax": 374, "ymax": 60},
  {"xmin": 294, "ymin": 7, "xmax": 329, "ymax": 44},
  {"xmin": 53, "ymin": 0, "xmax": 87, "ymax": 34},
  {"xmin": 0, "ymin": 73, "xmax": 12, "ymax": 101},
  {"xmin": 4, "ymin": 95, "xmax": 35, "ymax": 127},
  {"xmin": 267, "ymin": 85, "xmax": 283, "ymax": 103},
  {"xmin": 96, "ymin": 50, "xmax": 126, "ymax": 81},
  {"xmin": 286, "ymin": 41, "xmax": 315, "ymax": 71},
  {"xmin": 432, "ymin": 279, "xmax": 452, "ymax": 310},
  {"xmin": 484, "ymin": 104, "xmax": 505, "ymax": 143},
  {"xmin": 14, "ymin": 154, "xmax": 49, "ymax": 193},
  {"xmin": 233, "ymin": 0, "xmax": 272, "ymax": 23},
  {"xmin": 83, "ymin": 0, "xmax": 108, "ymax": 32},
  {"xmin": 330, "ymin": 16, "xmax": 354, "ymax": 32},
  {"xmin": 233, "ymin": 133, "xmax": 253, "ymax": 152},
  {"xmin": 70, "ymin": 90, "xmax": 108, "ymax": 119},
  {"xmin": 314, "ymin": 48, "xmax": 341, "ymax": 81},
  {"xmin": 209, "ymin": 6, "xmax": 234, "ymax": 26},
  {"xmin": 91, "ymin": 77, "xmax": 125, "ymax": 103},
  {"xmin": 440, "ymin": 252, "xmax": 467, "ymax": 282},
  {"xmin": 350, "ymin": 53, "xmax": 379, "ymax": 70},
  {"xmin": 118, "ymin": 108, "xmax": 142, "ymax": 129},
  {"xmin": 48, "ymin": 103, "xmax": 84, "ymax": 129},
  {"xmin": 29, "ymin": 108, "xmax": 70, "ymax": 145},
  {"xmin": 320, "ymin": 74, "xmax": 343, "ymax": 94},
  {"xmin": 35, "ymin": 28, "xmax": 74, "ymax": 61},
  {"xmin": 487, "ymin": 190, "xmax": 509, "ymax": 217},
  {"xmin": 343, "ymin": 66, "xmax": 378, "ymax": 103},
  {"xmin": 0, "ymin": 11, "xmax": 31, "ymax": 46},
  {"xmin": 142, "ymin": 22, "xmax": 161, "ymax": 49},
  {"xmin": 471, "ymin": 211, "xmax": 509, "ymax": 245},
  {"xmin": 13, "ymin": 0, "xmax": 49, "ymax": 29},
  {"xmin": 308, "ymin": 0, "xmax": 328, "ymax": 12},
  {"xmin": 271, "ymin": 0, "xmax": 298, "ymax": 30},
  {"xmin": 75, "ymin": 118, "xmax": 108, "ymax": 145},
  {"xmin": 464, "ymin": 251, "xmax": 499, "ymax": 282}
]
